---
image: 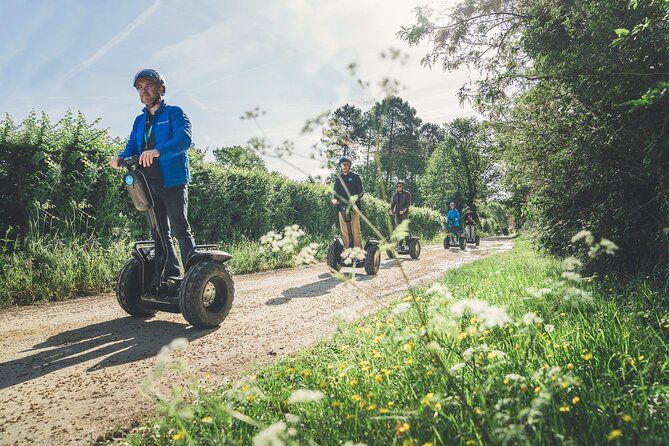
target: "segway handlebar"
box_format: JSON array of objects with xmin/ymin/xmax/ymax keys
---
[{"xmin": 119, "ymin": 155, "xmax": 140, "ymax": 169}]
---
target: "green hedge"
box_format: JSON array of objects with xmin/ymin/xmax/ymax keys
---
[{"xmin": 188, "ymin": 163, "xmax": 444, "ymax": 245}]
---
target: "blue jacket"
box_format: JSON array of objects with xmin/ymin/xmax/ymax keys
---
[
  {"xmin": 447, "ymin": 209, "xmax": 461, "ymax": 228},
  {"xmin": 118, "ymin": 101, "xmax": 192, "ymax": 187}
]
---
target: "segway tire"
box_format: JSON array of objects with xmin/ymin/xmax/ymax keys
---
[
  {"xmin": 459, "ymin": 236, "xmax": 466, "ymax": 250},
  {"xmin": 327, "ymin": 241, "xmax": 343, "ymax": 271},
  {"xmin": 116, "ymin": 258, "xmax": 156, "ymax": 317},
  {"xmin": 179, "ymin": 260, "xmax": 235, "ymax": 329},
  {"xmin": 475, "ymin": 235, "xmax": 480, "ymax": 246},
  {"xmin": 409, "ymin": 239, "xmax": 421, "ymax": 259},
  {"xmin": 364, "ymin": 244, "xmax": 381, "ymax": 275}
]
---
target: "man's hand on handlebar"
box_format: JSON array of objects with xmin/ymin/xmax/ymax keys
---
[
  {"xmin": 331, "ymin": 198, "xmax": 339, "ymax": 205},
  {"xmin": 110, "ymin": 156, "xmax": 123, "ymax": 169},
  {"xmin": 139, "ymin": 149, "xmax": 160, "ymax": 167}
]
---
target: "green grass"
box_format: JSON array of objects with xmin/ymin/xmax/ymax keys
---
[{"xmin": 111, "ymin": 238, "xmax": 669, "ymax": 446}]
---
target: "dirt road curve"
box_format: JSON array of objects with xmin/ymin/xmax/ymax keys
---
[{"xmin": 0, "ymin": 238, "xmax": 512, "ymax": 445}]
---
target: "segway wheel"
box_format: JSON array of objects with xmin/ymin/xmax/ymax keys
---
[
  {"xmin": 409, "ymin": 239, "xmax": 421, "ymax": 259},
  {"xmin": 475, "ymin": 235, "xmax": 480, "ymax": 246},
  {"xmin": 116, "ymin": 258, "xmax": 156, "ymax": 317},
  {"xmin": 444, "ymin": 236, "xmax": 451, "ymax": 249},
  {"xmin": 179, "ymin": 260, "xmax": 235, "ymax": 329},
  {"xmin": 364, "ymin": 244, "xmax": 381, "ymax": 275},
  {"xmin": 327, "ymin": 241, "xmax": 343, "ymax": 271},
  {"xmin": 459, "ymin": 236, "xmax": 467, "ymax": 250}
]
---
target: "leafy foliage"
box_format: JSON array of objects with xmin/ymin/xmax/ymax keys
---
[
  {"xmin": 401, "ymin": 0, "xmax": 669, "ymax": 278},
  {"xmin": 212, "ymin": 145, "xmax": 267, "ymax": 171}
]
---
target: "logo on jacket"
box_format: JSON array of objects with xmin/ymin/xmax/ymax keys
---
[
  {"xmin": 347, "ymin": 177, "xmax": 352, "ymax": 182},
  {"xmin": 124, "ymin": 174, "xmax": 135, "ymax": 185}
]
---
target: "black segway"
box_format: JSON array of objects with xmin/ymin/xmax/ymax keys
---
[
  {"xmin": 386, "ymin": 212, "xmax": 420, "ymax": 260},
  {"xmin": 116, "ymin": 156, "xmax": 234, "ymax": 328},
  {"xmin": 443, "ymin": 221, "xmax": 466, "ymax": 250},
  {"xmin": 326, "ymin": 203, "xmax": 381, "ymax": 275}
]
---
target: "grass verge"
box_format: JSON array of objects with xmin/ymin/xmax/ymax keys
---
[{"xmin": 110, "ymin": 238, "xmax": 669, "ymax": 445}]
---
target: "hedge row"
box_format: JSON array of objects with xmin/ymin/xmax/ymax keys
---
[{"xmin": 188, "ymin": 163, "xmax": 445, "ymax": 245}]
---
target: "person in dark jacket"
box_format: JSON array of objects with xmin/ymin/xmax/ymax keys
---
[
  {"xmin": 463, "ymin": 205, "xmax": 479, "ymax": 240},
  {"xmin": 110, "ymin": 69, "xmax": 195, "ymax": 278},
  {"xmin": 389, "ymin": 180, "xmax": 412, "ymax": 248},
  {"xmin": 331, "ymin": 156, "xmax": 364, "ymax": 248}
]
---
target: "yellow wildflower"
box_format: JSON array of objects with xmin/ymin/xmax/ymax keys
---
[
  {"xmin": 404, "ymin": 359, "xmax": 414, "ymax": 365},
  {"xmin": 373, "ymin": 334, "xmax": 385, "ymax": 344},
  {"xmin": 404, "ymin": 342, "xmax": 415, "ymax": 352},
  {"xmin": 534, "ymin": 386, "xmax": 542, "ymax": 394},
  {"xmin": 320, "ymin": 380, "xmax": 328, "ymax": 390},
  {"xmin": 246, "ymin": 394, "xmax": 256, "ymax": 401},
  {"xmin": 349, "ymin": 378, "xmax": 358, "ymax": 386},
  {"xmin": 201, "ymin": 416, "xmax": 213, "ymax": 424},
  {"xmin": 422, "ymin": 443, "xmax": 433, "ymax": 446},
  {"xmin": 403, "ymin": 439, "xmax": 415, "ymax": 446},
  {"xmin": 622, "ymin": 414, "xmax": 632, "ymax": 423},
  {"xmin": 607, "ymin": 429, "xmax": 622, "ymax": 441},
  {"xmin": 379, "ymin": 407, "xmax": 390, "ymax": 413},
  {"xmin": 474, "ymin": 407, "xmax": 481, "ymax": 415},
  {"xmin": 425, "ymin": 369, "xmax": 434, "ymax": 376},
  {"xmin": 572, "ymin": 396, "xmax": 580, "ymax": 405},
  {"xmin": 172, "ymin": 430, "xmax": 185, "ymax": 441},
  {"xmin": 367, "ymin": 404, "xmax": 377, "ymax": 411},
  {"xmin": 372, "ymin": 349, "xmax": 382, "ymax": 358},
  {"xmin": 559, "ymin": 406, "xmax": 570, "ymax": 412},
  {"xmin": 567, "ymin": 363, "xmax": 574, "ymax": 370},
  {"xmin": 581, "ymin": 353, "xmax": 593, "ymax": 361},
  {"xmin": 470, "ymin": 316, "xmax": 478, "ymax": 325},
  {"xmin": 388, "ymin": 401, "xmax": 395, "ymax": 407},
  {"xmin": 374, "ymin": 374, "xmax": 383, "ymax": 383},
  {"xmin": 397, "ymin": 422, "xmax": 411, "ymax": 433},
  {"xmin": 465, "ymin": 440, "xmax": 477, "ymax": 446},
  {"xmin": 351, "ymin": 394, "xmax": 362, "ymax": 402},
  {"xmin": 488, "ymin": 351, "xmax": 498, "ymax": 360},
  {"xmin": 303, "ymin": 370, "xmax": 312, "ymax": 378},
  {"xmin": 434, "ymin": 402, "xmax": 442, "ymax": 411},
  {"xmin": 331, "ymin": 400, "xmax": 342, "ymax": 408},
  {"xmin": 520, "ymin": 384, "xmax": 528, "ymax": 392},
  {"xmin": 457, "ymin": 332, "xmax": 468, "ymax": 340}
]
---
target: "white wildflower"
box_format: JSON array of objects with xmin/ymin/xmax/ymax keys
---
[
  {"xmin": 392, "ymin": 302, "xmax": 412, "ymax": 314},
  {"xmin": 287, "ymin": 389, "xmax": 324, "ymax": 404},
  {"xmin": 450, "ymin": 362, "xmax": 466, "ymax": 373},
  {"xmin": 451, "ymin": 299, "xmax": 511, "ymax": 328},
  {"xmin": 544, "ymin": 324, "xmax": 555, "ymax": 333},
  {"xmin": 253, "ymin": 421, "xmax": 288, "ymax": 446},
  {"xmin": 295, "ymin": 243, "xmax": 319, "ymax": 265},
  {"xmin": 571, "ymin": 230, "xmax": 595, "ymax": 246},
  {"xmin": 341, "ymin": 247, "xmax": 365, "ymax": 265},
  {"xmin": 599, "ymin": 238, "xmax": 618, "ymax": 255},
  {"xmin": 562, "ymin": 257, "xmax": 582, "ymax": 271},
  {"xmin": 522, "ymin": 312, "xmax": 543, "ymax": 326},
  {"xmin": 504, "ymin": 373, "xmax": 526, "ymax": 382},
  {"xmin": 561, "ymin": 271, "xmax": 582, "ymax": 282},
  {"xmin": 425, "ymin": 283, "xmax": 452, "ymax": 300}
]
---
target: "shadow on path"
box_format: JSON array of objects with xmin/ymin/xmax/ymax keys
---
[
  {"xmin": 0, "ymin": 317, "xmax": 213, "ymax": 390},
  {"xmin": 266, "ymin": 271, "xmax": 374, "ymax": 305}
]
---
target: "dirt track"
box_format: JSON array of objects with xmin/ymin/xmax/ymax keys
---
[{"xmin": 0, "ymin": 238, "xmax": 512, "ymax": 445}]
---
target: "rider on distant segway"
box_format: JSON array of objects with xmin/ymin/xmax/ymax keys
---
[
  {"xmin": 327, "ymin": 156, "xmax": 381, "ymax": 274},
  {"xmin": 330, "ymin": 156, "xmax": 365, "ymax": 250},
  {"xmin": 389, "ymin": 181, "xmax": 412, "ymax": 249},
  {"xmin": 446, "ymin": 201, "xmax": 462, "ymax": 236}
]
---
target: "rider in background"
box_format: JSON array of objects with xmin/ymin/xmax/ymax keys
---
[
  {"xmin": 446, "ymin": 201, "xmax": 461, "ymax": 236},
  {"xmin": 389, "ymin": 180, "xmax": 412, "ymax": 248},
  {"xmin": 463, "ymin": 205, "xmax": 478, "ymax": 239},
  {"xmin": 331, "ymin": 156, "xmax": 364, "ymax": 248}
]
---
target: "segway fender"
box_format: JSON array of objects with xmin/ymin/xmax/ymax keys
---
[
  {"xmin": 185, "ymin": 250, "xmax": 232, "ymax": 271},
  {"xmin": 364, "ymin": 239, "xmax": 380, "ymax": 249}
]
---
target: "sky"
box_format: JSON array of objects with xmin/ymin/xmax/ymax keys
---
[{"xmin": 0, "ymin": 0, "xmax": 476, "ymax": 179}]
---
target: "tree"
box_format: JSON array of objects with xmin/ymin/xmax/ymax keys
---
[
  {"xmin": 321, "ymin": 104, "xmax": 364, "ymax": 167},
  {"xmin": 419, "ymin": 117, "xmax": 494, "ymax": 211},
  {"xmin": 213, "ymin": 146, "xmax": 267, "ymax": 171},
  {"xmin": 401, "ymin": 0, "xmax": 669, "ymax": 277}
]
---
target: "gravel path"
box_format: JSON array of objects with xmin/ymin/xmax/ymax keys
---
[{"xmin": 0, "ymin": 237, "xmax": 513, "ymax": 445}]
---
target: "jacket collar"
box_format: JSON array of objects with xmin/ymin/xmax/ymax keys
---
[{"xmin": 142, "ymin": 100, "xmax": 166, "ymax": 118}]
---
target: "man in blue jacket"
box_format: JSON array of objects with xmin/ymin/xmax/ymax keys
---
[{"xmin": 110, "ymin": 69, "xmax": 194, "ymax": 278}]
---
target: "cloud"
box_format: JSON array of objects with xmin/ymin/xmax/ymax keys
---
[{"xmin": 77, "ymin": 0, "xmax": 162, "ymax": 69}]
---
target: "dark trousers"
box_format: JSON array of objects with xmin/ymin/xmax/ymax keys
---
[{"xmin": 147, "ymin": 180, "xmax": 195, "ymax": 278}]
